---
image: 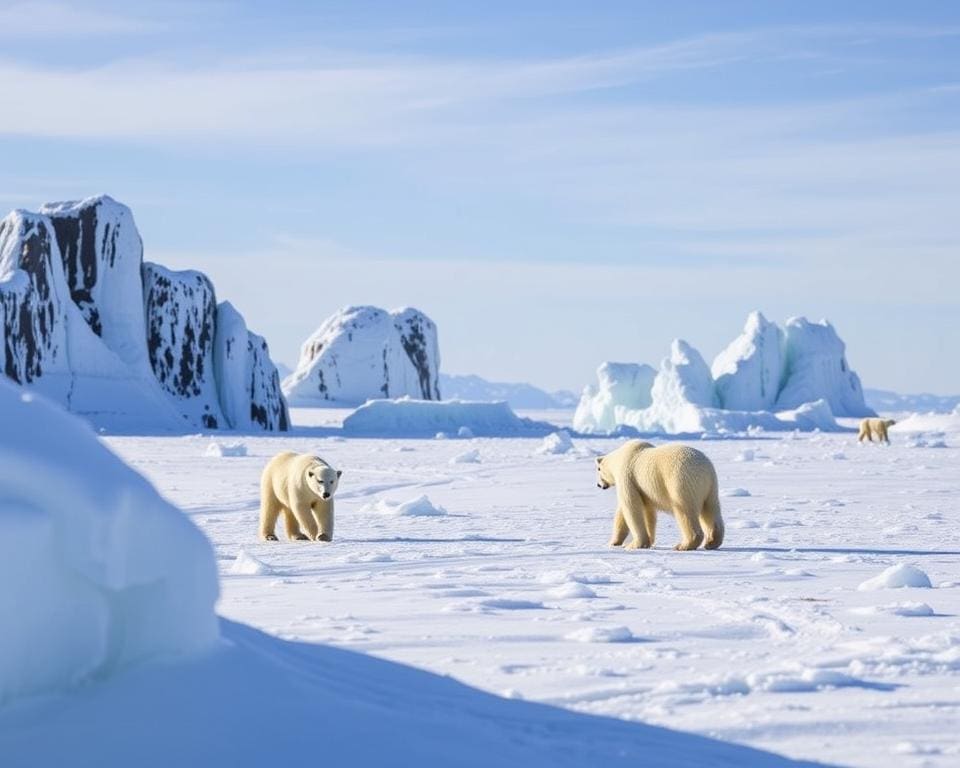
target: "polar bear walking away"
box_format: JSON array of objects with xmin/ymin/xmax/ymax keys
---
[
  {"xmin": 596, "ymin": 440, "xmax": 724, "ymax": 551},
  {"xmin": 259, "ymin": 452, "xmax": 342, "ymax": 542},
  {"xmin": 858, "ymin": 418, "xmax": 896, "ymax": 444}
]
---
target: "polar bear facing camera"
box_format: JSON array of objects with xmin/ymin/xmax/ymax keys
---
[
  {"xmin": 596, "ymin": 440, "xmax": 724, "ymax": 551},
  {"xmin": 260, "ymin": 452, "xmax": 342, "ymax": 541}
]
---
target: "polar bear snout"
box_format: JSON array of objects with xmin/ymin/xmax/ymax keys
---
[{"xmin": 321, "ymin": 492, "xmax": 331, "ymax": 500}]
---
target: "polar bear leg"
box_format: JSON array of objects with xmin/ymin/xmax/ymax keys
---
[
  {"xmin": 282, "ymin": 508, "xmax": 309, "ymax": 540},
  {"xmin": 312, "ymin": 501, "xmax": 334, "ymax": 542},
  {"xmin": 641, "ymin": 501, "xmax": 657, "ymax": 546},
  {"xmin": 609, "ymin": 508, "xmax": 629, "ymax": 547},
  {"xmin": 259, "ymin": 496, "xmax": 281, "ymax": 541},
  {"xmin": 618, "ymin": 484, "xmax": 651, "ymax": 549},
  {"xmin": 878, "ymin": 423, "xmax": 889, "ymax": 444},
  {"xmin": 857, "ymin": 422, "xmax": 868, "ymax": 442},
  {"xmin": 700, "ymin": 491, "xmax": 724, "ymax": 550},
  {"xmin": 673, "ymin": 503, "xmax": 704, "ymax": 551},
  {"xmin": 291, "ymin": 503, "xmax": 319, "ymax": 541}
]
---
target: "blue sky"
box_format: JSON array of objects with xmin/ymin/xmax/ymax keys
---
[{"xmin": 1, "ymin": 1, "xmax": 958, "ymax": 394}]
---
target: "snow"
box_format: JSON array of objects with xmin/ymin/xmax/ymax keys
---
[
  {"xmin": 0, "ymin": 617, "xmax": 820, "ymax": 768},
  {"xmin": 0, "ymin": 379, "xmax": 218, "ymax": 705},
  {"xmin": 359, "ymin": 494, "xmax": 448, "ymax": 517},
  {"xmin": 64, "ymin": 406, "xmax": 958, "ymax": 768},
  {"xmin": 4, "ymin": 391, "xmax": 960, "ymax": 767},
  {"xmin": 858, "ymin": 564, "xmax": 933, "ymax": 591},
  {"xmin": 341, "ymin": 397, "xmax": 554, "ymax": 437},
  {"xmin": 536, "ymin": 429, "xmax": 575, "ymax": 455},
  {"xmin": 450, "ymin": 447, "xmax": 482, "ymax": 464},
  {"xmin": 204, "ymin": 440, "xmax": 248, "ymax": 457},
  {"xmin": 282, "ymin": 305, "xmax": 441, "ymax": 406},
  {"xmin": 574, "ymin": 361, "xmax": 656, "ymax": 433}
]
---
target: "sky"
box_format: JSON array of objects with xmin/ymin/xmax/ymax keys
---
[{"xmin": 1, "ymin": 1, "xmax": 958, "ymax": 394}]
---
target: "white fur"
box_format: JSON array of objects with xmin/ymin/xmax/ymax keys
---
[
  {"xmin": 597, "ymin": 440, "xmax": 724, "ymax": 551},
  {"xmin": 259, "ymin": 452, "xmax": 341, "ymax": 542}
]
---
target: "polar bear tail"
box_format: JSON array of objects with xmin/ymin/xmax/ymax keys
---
[{"xmin": 701, "ymin": 484, "xmax": 724, "ymax": 550}]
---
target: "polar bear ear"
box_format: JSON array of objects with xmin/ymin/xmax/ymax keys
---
[{"xmin": 336, "ymin": 470, "xmax": 343, "ymax": 478}]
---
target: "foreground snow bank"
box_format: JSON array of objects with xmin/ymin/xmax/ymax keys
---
[
  {"xmin": 0, "ymin": 619, "xmax": 821, "ymax": 768},
  {"xmin": 0, "ymin": 380, "xmax": 219, "ymax": 705},
  {"xmin": 342, "ymin": 398, "xmax": 555, "ymax": 437}
]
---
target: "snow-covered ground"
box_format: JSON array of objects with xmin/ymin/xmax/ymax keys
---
[{"xmin": 100, "ymin": 408, "xmax": 960, "ymax": 768}]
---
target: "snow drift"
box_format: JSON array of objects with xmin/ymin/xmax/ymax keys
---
[
  {"xmin": 0, "ymin": 378, "xmax": 219, "ymax": 705},
  {"xmin": 0, "ymin": 619, "xmax": 820, "ymax": 768},
  {"xmin": 283, "ymin": 305, "xmax": 441, "ymax": 406},
  {"xmin": 0, "ymin": 195, "xmax": 288, "ymax": 432},
  {"xmin": 342, "ymin": 398, "xmax": 555, "ymax": 437},
  {"xmin": 575, "ymin": 311, "xmax": 871, "ymax": 435}
]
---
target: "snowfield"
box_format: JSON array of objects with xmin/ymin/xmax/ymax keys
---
[{"xmin": 78, "ymin": 407, "xmax": 960, "ymax": 768}]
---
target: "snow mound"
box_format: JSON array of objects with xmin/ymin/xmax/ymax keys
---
[
  {"xmin": 851, "ymin": 602, "xmax": 934, "ymax": 617},
  {"xmin": 0, "ymin": 618, "xmax": 820, "ymax": 768},
  {"xmin": 892, "ymin": 410, "xmax": 960, "ymax": 435},
  {"xmin": 205, "ymin": 441, "xmax": 248, "ymax": 458},
  {"xmin": 712, "ymin": 311, "xmax": 783, "ymax": 411},
  {"xmin": 342, "ymin": 398, "xmax": 555, "ymax": 438},
  {"xmin": 720, "ymin": 487, "xmax": 751, "ymax": 498},
  {"xmin": 230, "ymin": 549, "xmax": 273, "ymax": 575},
  {"xmin": 536, "ymin": 430, "xmax": 574, "ymax": 455},
  {"xmin": 858, "ymin": 564, "xmax": 933, "ymax": 591},
  {"xmin": 450, "ymin": 448, "xmax": 481, "ymax": 464},
  {"xmin": 566, "ymin": 626, "xmax": 635, "ymax": 643},
  {"xmin": 574, "ymin": 362, "xmax": 656, "ymax": 433},
  {"xmin": 548, "ymin": 582, "xmax": 597, "ymax": 599},
  {"xmin": 282, "ymin": 305, "xmax": 440, "ymax": 406},
  {"xmin": 360, "ymin": 494, "xmax": 448, "ymax": 517},
  {"xmin": 0, "ymin": 379, "xmax": 219, "ymax": 705}
]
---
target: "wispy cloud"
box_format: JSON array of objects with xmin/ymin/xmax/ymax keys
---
[{"xmin": 0, "ymin": 1, "xmax": 160, "ymax": 38}]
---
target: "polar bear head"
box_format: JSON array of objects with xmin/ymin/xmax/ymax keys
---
[
  {"xmin": 595, "ymin": 456, "xmax": 614, "ymax": 490},
  {"xmin": 305, "ymin": 462, "xmax": 342, "ymax": 501}
]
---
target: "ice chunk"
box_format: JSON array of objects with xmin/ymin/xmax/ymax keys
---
[
  {"xmin": 283, "ymin": 305, "xmax": 440, "ymax": 406},
  {"xmin": 712, "ymin": 311, "xmax": 783, "ymax": 411},
  {"xmin": 573, "ymin": 362, "xmax": 656, "ymax": 434}
]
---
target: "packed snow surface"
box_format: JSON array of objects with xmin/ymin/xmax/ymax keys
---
[
  {"xmin": 70, "ymin": 405, "xmax": 960, "ymax": 768},
  {"xmin": 283, "ymin": 305, "xmax": 440, "ymax": 406},
  {"xmin": 0, "ymin": 379, "xmax": 218, "ymax": 705}
]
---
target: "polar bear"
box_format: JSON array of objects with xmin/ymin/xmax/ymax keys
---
[
  {"xmin": 596, "ymin": 440, "xmax": 724, "ymax": 551},
  {"xmin": 259, "ymin": 452, "xmax": 342, "ymax": 542},
  {"xmin": 858, "ymin": 418, "xmax": 895, "ymax": 444}
]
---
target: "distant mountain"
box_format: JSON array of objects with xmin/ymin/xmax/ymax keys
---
[
  {"xmin": 439, "ymin": 373, "xmax": 574, "ymax": 409},
  {"xmin": 864, "ymin": 388, "xmax": 960, "ymax": 414}
]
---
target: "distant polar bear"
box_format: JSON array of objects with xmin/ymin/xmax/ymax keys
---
[
  {"xmin": 596, "ymin": 440, "xmax": 724, "ymax": 551},
  {"xmin": 858, "ymin": 418, "xmax": 895, "ymax": 444},
  {"xmin": 259, "ymin": 452, "xmax": 342, "ymax": 541}
]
